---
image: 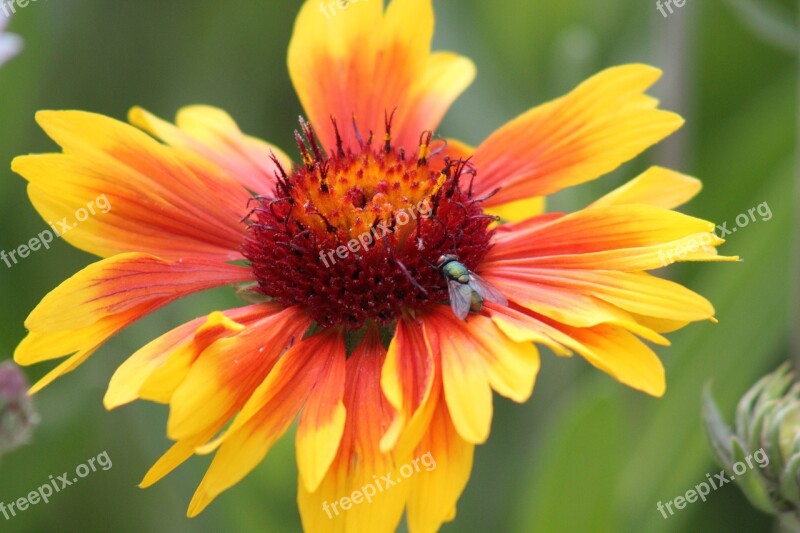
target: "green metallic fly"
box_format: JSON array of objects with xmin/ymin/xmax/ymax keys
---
[{"xmin": 436, "ymin": 254, "xmax": 507, "ymax": 319}]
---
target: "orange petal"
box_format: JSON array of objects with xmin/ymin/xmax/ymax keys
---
[
  {"xmin": 288, "ymin": 0, "xmax": 474, "ymax": 152},
  {"xmin": 432, "ymin": 138, "xmax": 473, "ymax": 163},
  {"xmin": 167, "ymin": 306, "xmax": 313, "ymax": 441},
  {"xmin": 406, "ymin": 396, "xmax": 474, "ymax": 533},
  {"xmin": 472, "ymin": 65, "xmax": 683, "ymax": 206},
  {"xmin": 589, "ymin": 166, "xmax": 702, "ymax": 209},
  {"xmin": 187, "ymin": 328, "xmax": 344, "ymax": 517},
  {"xmin": 380, "ymin": 312, "xmax": 438, "ymax": 457},
  {"xmin": 486, "ymin": 204, "xmax": 736, "ymax": 270},
  {"xmin": 396, "ymin": 51, "xmax": 476, "ymax": 146},
  {"xmin": 493, "ymin": 268, "xmax": 714, "ymax": 323},
  {"xmin": 553, "ymin": 322, "xmax": 666, "ymax": 397},
  {"xmin": 425, "ymin": 306, "xmax": 541, "ymax": 403},
  {"xmin": 421, "ymin": 307, "xmax": 493, "ymax": 444},
  {"xmin": 295, "ymin": 334, "xmax": 348, "ymax": 493},
  {"xmin": 298, "ymin": 327, "xmax": 409, "ymax": 533},
  {"xmin": 487, "ymin": 304, "xmax": 665, "ymax": 396},
  {"xmin": 12, "ymin": 110, "xmax": 252, "ymax": 261},
  {"xmin": 129, "ymin": 106, "xmax": 293, "ymax": 195},
  {"xmin": 15, "ymin": 253, "xmax": 252, "ymax": 393},
  {"xmin": 103, "ymin": 304, "xmax": 283, "ymax": 409},
  {"xmin": 485, "ymin": 302, "xmax": 573, "ymax": 356}
]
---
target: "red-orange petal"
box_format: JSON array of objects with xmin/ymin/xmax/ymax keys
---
[
  {"xmin": 187, "ymin": 328, "xmax": 345, "ymax": 517},
  {"xmin": 296, "ymin": 331, "xmax": 348, "ymax": 493},
  {"xmin": 380, "ymin": 312, "xmax": 438, "ymax": 457},
  {"xmin": 15, "ymin": 253, "xmax": 252, "ymax": 393},
  {"xmin": 288, "ymin": 0, "xmax": 474, "ymax": 153},
  {"xmin": 298, "ymin": 327, "xmax": 409, "ymax": 533},
  {"xmin": 166, "ymin": 305, "xmax": 313, "ymax": 442},
  {"xmin": 12, "ymin": 110, "xmax": 252, "ymax": 261},
  {"xmin": 104, "ymin": 304, "xmax": 277, "ymax": 410},
  {"xmin": 485, "ymin": 204, "xmax": 735, "ymax": 270},
  {"xmin": 137, "ymin": 305, "xmax": 303, "ymax": 491},
  {"xmin": 129, "ymin": 106, "xmax": 293, "ymax": 196},
  {"xmin": 472, "ymin": 65, "xmax": 683, "ymax": 207}
]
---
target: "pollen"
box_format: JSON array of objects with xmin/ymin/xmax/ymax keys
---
[{"xmin": 242, "ymin": 115, "xmax": 496, "ymax": 329}]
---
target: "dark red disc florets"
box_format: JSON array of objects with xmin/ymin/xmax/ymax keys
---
[{"xmin": 241, "ymin": 117, "xmax": 496, "ymax": 329}]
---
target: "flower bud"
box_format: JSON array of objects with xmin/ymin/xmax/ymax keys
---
[
  {"xmin": 0, "ymin": 360, "xmax": 38, "ymax": 456},
  {"xmin": 704, "ymin": 364, "xmax": 800, "ymax": 518}
]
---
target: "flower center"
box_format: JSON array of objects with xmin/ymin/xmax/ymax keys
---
[{"xmin": 242, "ymin": 117, "xmax": 496, "ymax": 329}]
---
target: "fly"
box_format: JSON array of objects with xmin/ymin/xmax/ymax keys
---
[{"xmin": 436, "ymin": 254, "xmax": 507, "ymax": 319}]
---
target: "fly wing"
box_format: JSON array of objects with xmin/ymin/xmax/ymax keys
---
[
  {"xmin": 468, "ymin": 272, "xmax": 508, "ymax": 306},
  {"xmin": 447, "ymin": 279, "xmax": 473, "ymax": 320}
]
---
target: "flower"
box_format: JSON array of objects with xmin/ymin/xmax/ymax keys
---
[
  {"xmin": 703, "ymin": 364, "xmax": 800, "ymax": 519},
  {"xmin": 0, "ymin": 14, "xmax": 22, "ymax": 67},
  {"xmin": 0, "ymin": 361, "xmax": 38, "ymax": 456},
  {"xmin": 12, "ymin": 0, "xmax": 736, "ymax": 530}
]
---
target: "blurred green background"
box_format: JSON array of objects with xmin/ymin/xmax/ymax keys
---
[{"xmin": 0, "ymin": 0, "xmax": 796, "ymax": 531}]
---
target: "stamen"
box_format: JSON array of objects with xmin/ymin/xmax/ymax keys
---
[{"xmin": 417, "ymin": 131, "xmax": 433, "ymax": 166}]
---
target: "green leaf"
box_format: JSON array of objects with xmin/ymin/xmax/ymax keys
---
[
  {"xmin": 720, "ymin": 0, "xmax": 798, "ymax": 52},
  {"xmin": 703, "ymin": 383, "xmax": 735, "ymax": 467}
]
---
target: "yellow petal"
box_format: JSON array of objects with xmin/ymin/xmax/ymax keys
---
[
  {"xmin": 406, "ymin": 398, "xmax": 474, "ymax": 533},
  {"xmin": 590, "ymin": 166, "xmax": 702, "ymax": 209},
  {"xmin": 559, "ymin": 323, "xmax": 666, "ymax": 397},
  {"xmin": 140, "ymin": 426, "xmax": 221, "ymax": 488},
  {"xmin": 485, "ymin": 196, "xmax": 546, "ymax": 223},
  {"xmin": 423, "ymin": 308, "xmax": 493, "ymax": 444}
]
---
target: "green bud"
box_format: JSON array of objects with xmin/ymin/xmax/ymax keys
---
[{"xmin": 703, "ymin": 364, "xmax": 800, "ymax": 520}]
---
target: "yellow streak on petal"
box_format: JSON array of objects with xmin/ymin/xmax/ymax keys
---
[{"xmin": 486, "ymin": 196, "xmax": 546, "ymax": 223}]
